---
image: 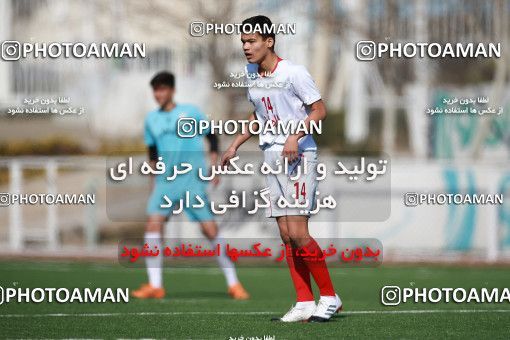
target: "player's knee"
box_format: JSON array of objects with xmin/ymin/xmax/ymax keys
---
[
  {"xmin": 279, "ymin": 231, "xmax": 291, "ymax": 244},
  {"xmin": 200, "ymin": 222, "xmax": 217, "ymax": 239},
  {"xmin": 288, "ymin": 232, "xmax": 310, "ymax": 247},
  {"xmin": 287, "ymin": 229, "xmax": 300, "ymax": 241},
  {"xmin": 145, "ymin": 218, "xmax": 163, "ymax": 233},
  {"xmin": 202, "ymin": 229, "xmax": 217, "ymax": 239},
  {"xmin": 145, "ymin": 224, "xmax": 161, "ymax": 233}
]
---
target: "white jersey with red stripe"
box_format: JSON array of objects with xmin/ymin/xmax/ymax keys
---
[{"xmin": 245, "ymin": 58, "xmax": 321, "ymax": 151}]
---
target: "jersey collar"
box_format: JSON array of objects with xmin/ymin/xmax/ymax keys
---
[{"xmin": 258, "ymin": 56, "xmax": 282, "ymax": 77}]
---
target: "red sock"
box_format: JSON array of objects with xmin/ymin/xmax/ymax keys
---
[
  {"xmin": 299, "ymin": 238, "xmax": 335, "ymax": 296},
  {"xmin": 285, "ymin": 244, "xmax": 314, "ymax": 302}
]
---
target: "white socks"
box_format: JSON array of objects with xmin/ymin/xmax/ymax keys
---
[
  {"xmin": 143, "ymin": 231, "xmax": 239, "ymax": 289},
  {"xmin": 211, "ymin": 236, "xmax": 239, "ymax": 287},
  {"xmin": 144, "ymin": 231, "xmax": 162, "ymax": 288}
]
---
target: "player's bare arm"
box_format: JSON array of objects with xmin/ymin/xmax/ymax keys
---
[
  {"xmin": 147, "ymin": 146, "xmax": 158, "ymax": 191},
  {"xmin": 221, "ymin": 111, "xmax": 258, "ymax": 167},
  {"xmin": 282, "ymin": 99, "xmax": 327, "ymax": 162},
  {"xmin": 206, "ymin": 134, "xmax": 220, "ymax": 186}
]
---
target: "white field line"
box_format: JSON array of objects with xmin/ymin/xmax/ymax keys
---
[{"xmin": 1, "ymin": 309, "xmax": 510, "ymax": 318}]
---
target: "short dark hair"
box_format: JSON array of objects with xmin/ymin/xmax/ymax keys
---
[
  {"xmin": 150, "ymin": 71, "xmax": 175, "ymax": 88},
  {"xmin": 242, "ymin": 15, "xmax": 275, "ymax": 49}
]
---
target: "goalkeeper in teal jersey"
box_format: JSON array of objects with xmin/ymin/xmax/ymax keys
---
[{"xmin": 132, "ymin": 71, "xmax": 249, "ymax": 300}]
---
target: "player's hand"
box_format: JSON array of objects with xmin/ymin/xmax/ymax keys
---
[
  {"xmin": 220, "ymin": 147, "xmax": 237, "ymax": 169},
  {"xmin": 209, "ymin": 152, "xmax": 220, "ymax": 187},
  {"xmin": 282, "ymin": 135, "xmax": 299, "ymax": 163},
  {"xmin": 210, "ymin": 174, "xmax": 220, "ymax": 187}
]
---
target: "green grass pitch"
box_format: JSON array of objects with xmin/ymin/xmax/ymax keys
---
[{"xmin": 0, "ymin": 261, "xmax": 509, "ymax": 339}]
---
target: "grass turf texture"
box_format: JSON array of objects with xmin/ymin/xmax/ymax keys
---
[{"xmin": 0, "ymin": 261, "xmax": 509, "ymax": 339}]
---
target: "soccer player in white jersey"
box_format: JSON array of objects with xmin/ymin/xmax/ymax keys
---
[{"xmin": 221, "ymin": 15, "xmax": 342, "ymax": 322}]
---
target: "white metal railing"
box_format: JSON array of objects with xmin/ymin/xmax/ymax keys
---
[
  {"xmin": 0, "ymin": 157, "xmax": 508, "ymax": 263},
  {"xmin": 0, "ymin": 157, "xmax": 104, "ymax": 252}
]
